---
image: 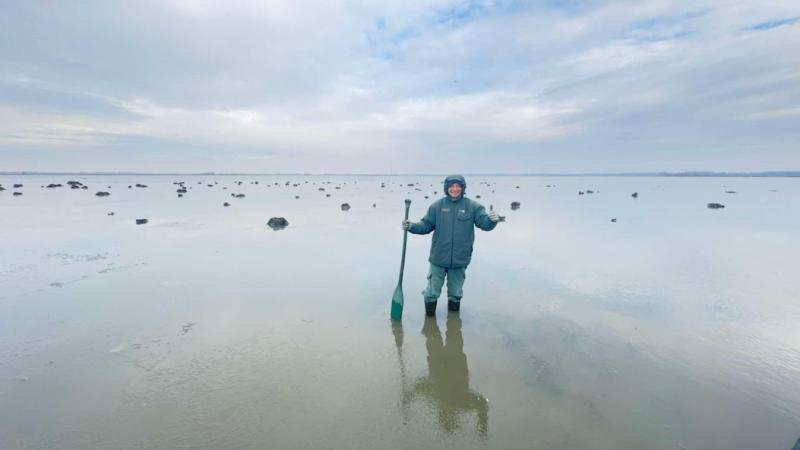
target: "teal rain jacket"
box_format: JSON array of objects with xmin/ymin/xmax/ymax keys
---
[{"xmin": 409, "ymin": 175, "xmax": 496, "ymax": 269}]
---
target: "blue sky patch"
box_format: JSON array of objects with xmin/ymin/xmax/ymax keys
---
[{"xmin": 747, "ymin": 17, "xmax": 800, "ymax": 31}]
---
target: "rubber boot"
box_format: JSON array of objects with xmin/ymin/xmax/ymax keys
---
[
  {"xmin": 448, "ymin": 298, "xmax": 461, "ymax": 312},
  {"xmin": 425, "ymin": 301, "xmax": 437, "ymax": 317}
]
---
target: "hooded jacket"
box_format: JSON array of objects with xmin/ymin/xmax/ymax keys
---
[{"xmin": 409, "ymin": 175, "xmax": 496, "ymax": 268}]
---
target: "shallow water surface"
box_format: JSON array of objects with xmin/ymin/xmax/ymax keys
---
[{"xmin": 1, "ymin": 175, "xmax": 799, "ymax": 449}]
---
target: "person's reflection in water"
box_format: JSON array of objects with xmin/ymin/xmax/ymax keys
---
[{"xmin": 403, "ymin": 315, "xmax": 489, "ymax": 434}]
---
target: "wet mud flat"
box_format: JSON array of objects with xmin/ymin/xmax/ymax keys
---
[{"xmin": 1, "ymin": 175, "xmax": 799, "ymax": 449}]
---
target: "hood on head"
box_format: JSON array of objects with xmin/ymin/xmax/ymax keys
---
[{"xmin": 443, "ymin": 174, "xmax": 466, "ymax": 198}]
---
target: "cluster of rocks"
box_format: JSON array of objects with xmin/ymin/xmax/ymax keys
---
[
  {"xmin": 173, "ymin": 181, "xmax": 188, "ymax": 197},
  {"xmin": 1, "ymin": 175, "xmax": 754, "ymax": 235}
]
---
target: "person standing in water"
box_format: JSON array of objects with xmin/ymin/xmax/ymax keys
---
[{"xmin": 402, "ymin": 175, "xmax": 500, "ymax": 316}]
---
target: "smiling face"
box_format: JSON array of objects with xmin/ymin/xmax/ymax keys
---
[{"xmin": 447, "ymin": 182, "xmax": 463, "ymax": 199}]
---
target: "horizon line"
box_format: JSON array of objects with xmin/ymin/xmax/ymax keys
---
[{"xmin": 1, "ymin": 170, "xmax": 799, "ymax": 177}]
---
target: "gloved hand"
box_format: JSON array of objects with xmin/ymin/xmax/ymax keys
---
[
  {"xmin": 402, "ymin": 220, "xmax": 412, "ymax": 231},
  {"xmin": 488, "ymin": 207, "xmax": 500, "ymax": 223}
]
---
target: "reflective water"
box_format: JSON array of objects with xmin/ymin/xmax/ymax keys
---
[{"xmin": 1, "ymin": 175, "xmax": 799, "ymax": 449}]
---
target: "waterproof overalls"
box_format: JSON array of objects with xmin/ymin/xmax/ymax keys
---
[{"xmin": 408, "ymin": 175, "xmax": 496, "ymax": 305}]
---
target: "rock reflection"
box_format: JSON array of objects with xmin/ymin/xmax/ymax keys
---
[{"xmin": 393, "ymin": 315, "xmax": 489, "ymax": 434}]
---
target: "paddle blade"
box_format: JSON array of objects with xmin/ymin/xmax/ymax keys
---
[{"xmin": 390, "ymin": 284, "xmax": 404, "ymax": 320}]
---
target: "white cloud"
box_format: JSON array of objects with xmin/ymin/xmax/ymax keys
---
[{"xmin": 1, "ymin": 0, "xmax": 798, "ymax": 172}]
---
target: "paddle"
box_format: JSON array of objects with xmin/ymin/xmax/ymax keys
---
[{"xmin": 391, "ymin": 199, "xmax": 412, "ymax": 320}]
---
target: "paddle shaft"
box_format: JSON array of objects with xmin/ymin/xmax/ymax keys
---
[{"xmin": 398, "ymin": 199, "xmax": 411, "ymax": 285}]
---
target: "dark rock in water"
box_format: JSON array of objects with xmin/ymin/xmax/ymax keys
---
[
  {"xmin": 108, "ymin": 212, "xmax": 115, "ymax": 216},
  {"xmin": 372, "ymin": 203, "xmax": 376, "ymax": 208},
  {"xmin": 47, "ymin": 183, "xmax": 62, "ymax": 188},
  {"xmin": 586, "ymin": 190, "xmax": 594, "ymax": 194},
  {"xmin": 793, "ymin": 436, "xmax": 800, "ymax": 450},
  {"xmin": 267, "ymin": 217, "xmax": 289, "ymax": 230},
  {"xmin": 516, "ymin": 186, "xmax": 520, "ymax": 189},
  {"xmin": 318, "ymin": 187, "xmax": 325, "ymax": 191},
  {"xmin": 67, "ymin": 181, "xmax": 82, "ymax": 187},
  {"xmin": 725, "ymin": 190, "xmax": 737, "ymax": 194},
  {"xmin": 95, "ymin": 191, "xmax": 110, "ymax": 197},
  {"xmin": 231, "ymin": 193, "xmax": 245, "ymax": 198},
  {"xmin": 178, "ymin": 193, "xmax": 183, "ymax": 197},
  {"xmin": 295, "ymin": 195, "xmax": 300, "ymax": 199},
  {"xmin": 223, "ymin": 202, "xmax": 230, "ymax": 207},
  {"xmin": 341, "ymin": 203, "xmax": 351, "ymax": 211},
  {"xmin": 13, "ymin": 192, "xmax": 22, "ymax": 196},
  {"xmin": 135, "ymin": 184, "xmax": 147, "ymax": 188},
  {"xmin": 326, "ymin": 193, "xmax": 331, "ymax": 197},
  {"xmin": 128, "ymin": 185, "xmax": 132, "ymax": 188},
  {"xmin": 13, "ymin": 184, "xmax": 22, "ymax": 188},
  {"xmin": 707, "ymin": 203, "xmax": 725, "ymax": 209},
  {"xmin": 611, "ymin": 218, "xmax": 617, "ymax": 223},
  {"xmin": 71, "ymin": 184, "xmax": 81, "ymax": 189},
  {"xmin": 511, "ymin": 201, "xmax": 520, "ymax": 210},
  {"xmin": 476, "ymin": 195, "xmax": 481, "ymax": 198},
  {"xmin": 0, "ymin": 185, "xmax": 5, "ymax": 191},
  {"xmin": 578, "ymin": 191, "xmax": 584, "ymax": 195},
  {"xmin": 81, "ymin": 186, "xmax": 87, "ymax": 190},
  {"xmin": 136, "ymin": 218, "xmax": 148, "ymax": 225},
  {"xmin": 176, "ymin": 188, "xmax": 187, "ymax": 193},
  {"xmin": 424, "ymin": 196, "xmax": 429, "ymax": 199},
  {"xmin": 632, "ymin": 192, "xmax": 638, "ymax": 198}
]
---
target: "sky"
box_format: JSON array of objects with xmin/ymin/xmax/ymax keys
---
[{"xmin": 1, "ymin": 0, "xmax": 799, "ymax": 173}]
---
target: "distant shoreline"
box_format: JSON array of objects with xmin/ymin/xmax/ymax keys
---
[{"xmin": 1, "ymin": 171, "xmax": 798, "ymax": 177}]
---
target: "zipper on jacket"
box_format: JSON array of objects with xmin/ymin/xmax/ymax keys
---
[{"xmin": 450, "ymin": 198, "xmax": 457, "ymax": 267}]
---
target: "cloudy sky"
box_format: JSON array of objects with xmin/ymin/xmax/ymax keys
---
[{"xmin": 1, "ymin": 0, "xmax": 799, "ymax": 173}]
